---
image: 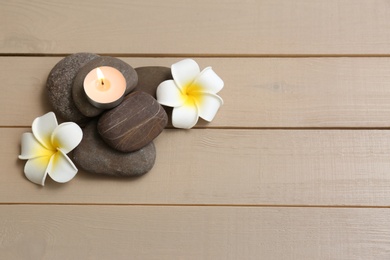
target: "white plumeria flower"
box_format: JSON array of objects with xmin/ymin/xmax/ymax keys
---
[
  {"xmin": 156, "ymin": 59, "xmax": 224, "ymax": 129},
  {"xmin": 18, "ymin": 112, "xmax": 83, "ymax": 186}
]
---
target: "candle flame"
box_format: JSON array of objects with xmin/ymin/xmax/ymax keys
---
[
  {"xmin": 96, "ymin": 68, "xmax": 105, "ymax": 85},
  {"xmin": 96, "ymin": 68, "xmax": 105, "ymax": 81}
]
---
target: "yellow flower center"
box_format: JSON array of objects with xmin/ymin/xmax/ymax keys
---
[
  {"xmin": 180, "ymin": 83, "xmax": 204, "ymax": 107},
  {"xmin": 33, "ymin": 138, "xmax": 60, "ymax": 168}
]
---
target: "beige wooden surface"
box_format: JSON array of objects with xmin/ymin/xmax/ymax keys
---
[{"xmin": 2, "ymin": 0, "xmax": 390, "ymax": 259}]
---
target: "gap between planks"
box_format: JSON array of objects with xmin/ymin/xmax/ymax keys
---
[
  {"xmin": 4, "ymin": 53, "xmax": 390, "ymax": 58},
  {"xmin": 3, "ymin": 126, "xmax": 390, "ymax": 130},
  {"xmin": 2, "ymin": 203, "xmax": 390, "ymax": 209}
]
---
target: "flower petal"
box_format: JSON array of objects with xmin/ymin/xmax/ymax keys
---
[
  {"xmin": 156, "ymin": 80, "xmax": 185, "ymax": 107},
  {"xmin": 172, "ymin": 98, "xmax": 199, "ymax": 129},
  {"xmin": 24, "ymin": 156, "xmax": 51, "ymax": 186},
  {"xmin": 51, "ymin": 122, "xmax": 83, "ymax": 154},
  {"xmin": 19, "ymin": 133, "xmax": 55, "ymax": 160},
  {"xmin": 195, "ymin": 93, "xmax": 224, "ymax": 122},
  {"xmin": 32, "ymin": 112, "xmax": 58, "ymax": 149},
  {"xmin": 47, "ymin": 150, "xmax": 78, "ymax": 183},
  {"xmin": 192, "ymin": 67, "xmax": 224, "ymax": 94},
  {"xmin": 171, "ymin": 59, "xmax": 200, "ymax": 89}
]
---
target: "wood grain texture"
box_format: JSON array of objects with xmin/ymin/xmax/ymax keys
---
[
  {"xmin": 6, "ymin": 128, "xmax": 390, "ymax": 206},
  {"xmin": 1, "ymin": 0, "xmax": 390, "ymax": 55},
  {"xmin": 1, "ymin": 205, "xmax": 390, "ymax": 260},
  {"xmin": 2, "ymin": 1, "xmax": 390, "ymax": 258},
  {"xmin": 4, "ymin": 57, "xmax": 390, "ymax": 127}
]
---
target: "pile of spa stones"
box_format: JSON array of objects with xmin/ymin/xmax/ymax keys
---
[{"xmin": 46, "ymin": 53, "xmax": 173, "ymax": 177}]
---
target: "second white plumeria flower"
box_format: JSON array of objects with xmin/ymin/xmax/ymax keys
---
[
  {"xmin": 156, "ymin": 59, "xmax": 224, "ymax": 129},
  {"xmin": 19, "ymin": 112, "xmax": 83, "ymax": 186}
]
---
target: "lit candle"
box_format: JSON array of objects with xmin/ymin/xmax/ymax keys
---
[{"xmin": 83, "ymin": 66, "xmax": 126, "ymax": 109}]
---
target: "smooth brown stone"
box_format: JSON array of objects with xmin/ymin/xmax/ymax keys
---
[
  {"xmin": 98, "ymin": 91, "xmax": 168, "ymax": 152},
  {"xmin": 133, "ymin": 66, "xmax": 172, "ymax": 98},
  {"xmin": 46, "ymin": 52, "xmax": 99, "ymax": 124},
  {"xmin": 72, "ymin": 56, "xmax": 138, "ymax": 117},
  {"xmin": 72, "ymin": 120, "xmax": 156, "ymax": 177}
]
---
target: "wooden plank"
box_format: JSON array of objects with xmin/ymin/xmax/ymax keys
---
[
  {"xmin": 4, "ymin": 57, "xmax": 390, "ymax": 127},
  {"xmin": 5, "ymin": 128, "xmax": 390, "ymax": 206},
  {"xmin": 1, "ymin": 205, "xmax": 390, "ymax": 259},
  {"xmin": 1, "ymin": 0, "xmax": 390, "ymax": 55}
]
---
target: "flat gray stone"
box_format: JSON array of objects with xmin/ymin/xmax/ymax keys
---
[
  {"xmin": 72, "ymin": 120, "xmax": 156, "ymax": 177},
  {"xmin": 98, "ymin": 91, "xmax": 168, "ymax": 152},
  {"xmin": 46, "ymin": 53, "xmax": 100, "ymax": 125},
  {"xmin": 72, "ymin": 56, "xmax": 138, "ymax": 117}
]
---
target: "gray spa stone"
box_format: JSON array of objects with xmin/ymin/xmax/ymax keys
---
[
  {"xmin": 72, "ymin": 120, "xmax": 156, "ymax": 177},
  {"xmin": 72, "ymin": 56, "xmax": 138, "ymax": 117},
  {"xmin": 46, "ymin": 52, "xmax": 100, "ymax": 125}
]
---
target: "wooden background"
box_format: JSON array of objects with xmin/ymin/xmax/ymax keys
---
[{"xmin": 2, "ymin": 0, "xmax": 390, "ymax": 259}]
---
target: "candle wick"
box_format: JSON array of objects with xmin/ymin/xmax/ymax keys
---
[{"xmin": 101, "ymin": 79, "xmax": 104, "ymax": 85}]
